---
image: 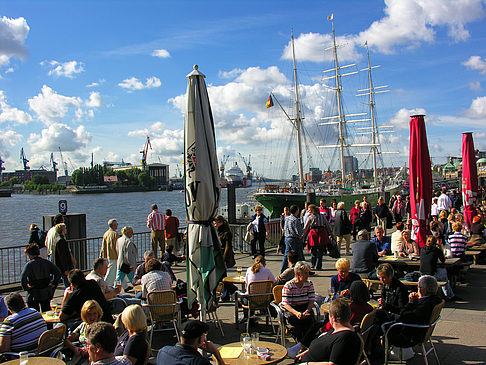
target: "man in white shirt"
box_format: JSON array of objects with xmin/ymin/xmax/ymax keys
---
[
  {"xmin": 45, "ymin": 214, "xmax": 64, "ymax": 257},
  {"xmin": 437, "ymin": 187, "xmax": 452, "ymax": 216}
]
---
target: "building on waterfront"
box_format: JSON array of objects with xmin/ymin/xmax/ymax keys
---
[
  {"xmin": 1, "ymin": 169, "xmax": 57, "ymax": 184},
  {"xmin": 113, "ymin": 163, "xmax": 169, "ymax": 188}
]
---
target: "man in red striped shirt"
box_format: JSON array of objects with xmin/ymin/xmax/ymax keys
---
[{"xmin": 147, "ymin": 204, "xmax": 165, "ymax": 258}]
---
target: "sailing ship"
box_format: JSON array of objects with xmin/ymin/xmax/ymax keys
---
[{"xmin": 254, "ymin": 18, "xmax": 402, "ymax": 218}]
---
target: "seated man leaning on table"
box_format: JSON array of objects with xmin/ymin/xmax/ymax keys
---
[
  {"xmin": 275, "ymin": 250, "xmax": 299, "ymax": 285},
  {"xmin": 351, "ymin": 229, "xmax": 379, "ymax": 279},
  {"xmin": 330, "ymin": 258, "xmax": 362, "ymax": 298},
  {"xmin": 157, "ymin": 320, "xmax": 225, "ymax": 365},
  {"xmin": 141, "ymin": 258, "xmax": 172, "ymax": 300},
  {"xmin": 86, "ymin": 258, "xmax": 141, "ymax": 314},
  {"xmin": 60, "ymin": 269, "xmax": 113, "ymax": 323},
  {"xmin": 371, "ymin": 226, "xmax": 391, "ymax": 256},
  {"xmin": 0, "ymin": 293, "xmax": 47, "ymax": 354}
]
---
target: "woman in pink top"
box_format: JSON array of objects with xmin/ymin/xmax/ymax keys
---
[{"xmin": 244, "ymin": 256, "xmax": 275, "ymax": 293}]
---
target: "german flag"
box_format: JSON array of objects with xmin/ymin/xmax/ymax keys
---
[{"xmin": 265, "ymin": 95, "xmax": 274, "ymax": 108}]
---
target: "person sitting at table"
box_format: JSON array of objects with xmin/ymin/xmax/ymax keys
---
[
  {"xmin": 64, "ymin": 300, "xmax": 103, "ymax": 359},
  {"xmin": 141, "ymin": 258, "xmax": 172, "ymax": 300},
  {"xmin": 60, "ymin": 269, "xmax": 113, "ymax": 323},
  {"xmin": 402, "ymin": 230, "xmax": 420, "ymax": 258},
  {"xmin": 296, "ymin": 299, "xmax": 361, "ymax": 365},
  {"xmin": 448, "ymin": 222, "xmax": 468, "ymax": 259},
  {"xmin": 469, "ymin": 215, "xmax": 485, "ymax": 246},
  {"xmin": 351, "ymin": 229, "xmax": 379, "ymax": 279},
  {"xmin": 372, "ymin": 226, "xmax": 391, "ymax": 257},
  {"xmin": 244, "ymin": 255, "xmax": 275, "ymax": 291},
  {"xmin": 275, "ymin": 250, "xmax": 299, "ymax": 285},
  {"xmin": 0, "ymin": 293, "xmax": 47, "ymax": 354},
  {"xmin": 161, "ymin": 245, "xmax": 185, "ymax": 267},
  {"xmin": 133, "ymin": 250, "xmax": 176, "ymax": 285},
  {"xmin": 0, "ymin": 297, "xmax": 8, "ymax": 322},
  {"xmin": 281, "ymin": 261, "xmax": 316, "ymax": 344},
  {"xmin": 420, "ymin": 236, "xmax": 458, "ymax": 301},
  {"xmin": 85, "ymin": 322, "xmax": 131, "ymax": 365},
  {"xmin": 157, "ymin": 320, "xmax": 225, "ymax": 365},
  {"xmin": 376, "ymin": 263, "xmax": 408, "ymax": 320},
  {"xmin": 114, "ymin": 305, "xmax": 149, "ymax": 365},
  {"xmin": 330, "ymin": 258, "xmax": 362, "ymax": 298},
  {"xmin": 391, "ymin": 222, "xmax": 407, "ymax": 257}
]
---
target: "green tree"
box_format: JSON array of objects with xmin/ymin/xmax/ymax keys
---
[
  {"xmin": 32, "ymin": 175, "xmax": 50, "ymax": 185},
  {"xmin": 138, "ymin": 171, "xmax": 155, "ymax": 188}
]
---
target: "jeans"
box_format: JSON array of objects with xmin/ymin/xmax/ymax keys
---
[
  {"xmin": 435, "ymin": 268, "xmax": 454, "ymax": 298},
  {"xmin": 280, "ymin": 237, "xmax": 305, "ymax": 273},
  {"xmin": 116, "ymin": 270, "xmax": 135, "ymax": 289}
]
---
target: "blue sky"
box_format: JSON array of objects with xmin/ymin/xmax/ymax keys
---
[{"xmin": 1, "ymin": 0, "xmax": 486, "ymax": 179}]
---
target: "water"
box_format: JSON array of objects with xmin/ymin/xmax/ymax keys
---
[{"xmin": 0, "ymin": 187, "xmax": 257, "ymax": 248}]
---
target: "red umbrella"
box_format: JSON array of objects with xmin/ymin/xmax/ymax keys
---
[
  {"xmin": 409, "ymin": 115, "xmax": 432, "ymax": 248},
  {"xmin": 462, "ymin": 132, "xmax": 479, "ymax": 230}
]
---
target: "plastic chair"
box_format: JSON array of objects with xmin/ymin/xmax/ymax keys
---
[
  {"xmin": 234, "ymin": 280, "xmax": 275, "ymax": 333},
  {"xmin": 206, "ymin": 281, "xmax": 225, "ymax": 336},
  {"xmin": 383, "ymin": 300, "xmax": 445, "ymax": 364},
  {"xmin": 145, "ymin": 290, "xmax": 181, "ymax": 348}
]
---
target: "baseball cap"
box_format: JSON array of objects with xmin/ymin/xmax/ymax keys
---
[{"xmin": 180, "ymin": 320, "xmax": 209, "ymax": 339}]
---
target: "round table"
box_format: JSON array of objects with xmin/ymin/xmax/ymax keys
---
[
  {"xmin": 2, "ymin": 357, "xmax": 66, "ymax": 365},
  {"xmin": 320, "ymin": 299, "xmax": 379, "ymax": 313},
  {"xmin": 223, "ymin": 276, "xmax": 245, "ymax": 289},
  {"xmin": 42, "ymin": 311, "xmax": 61, "ymax": 323},
  {"xmin": 132, "ymin": 285, "xmax": 142, "ymax": 292},
  {"xmin": 217, "ymin": 340, "xmax": 287, "ymax": 365}
]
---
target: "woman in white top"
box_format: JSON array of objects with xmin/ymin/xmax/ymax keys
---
[
  {"xmin": 244, "ymin": 255, "xmax": 275, "ymax": 294},
  {"xmin": 390, "ymin": 222, "xmax": 407, "ymax": 257}
]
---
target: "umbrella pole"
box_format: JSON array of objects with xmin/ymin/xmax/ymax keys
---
[{"xmin": 199, "ymin": 280, "xmax": 206, "ymax": 323}]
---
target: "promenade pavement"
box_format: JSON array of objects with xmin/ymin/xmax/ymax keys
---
[{"xmin": 45, "ymin": 245, "xmax": 486, "ymax": 364}]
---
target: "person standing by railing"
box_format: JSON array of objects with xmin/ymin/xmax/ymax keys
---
[
  {"xmin": 100, "ymin": 219, "xmax": 119, "ymax": 287},
  {"xmin": 147, "ymin": 204, "xmax": 165, "ymax": 259},
  {"xmin": 51, "ymin": 223, "xmax": 76, "ymax": 287}
]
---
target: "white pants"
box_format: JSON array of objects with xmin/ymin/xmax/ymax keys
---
[{"xmin": 104, "ymin": 259, "xmax": 117, "ymax": 287}]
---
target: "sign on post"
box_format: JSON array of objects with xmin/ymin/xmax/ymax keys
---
[{"xmin": 59, "ymin": 200, "xmax": 68, "ymax": 214}]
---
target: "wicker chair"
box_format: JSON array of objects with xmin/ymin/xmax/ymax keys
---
[
  {"xmin": 384, "ymin": 300, "xmax": 445, "ymax": 364},
  {"xmin": 145, "ymin": 290, "xmax": 181, "ymax": 347},
  {"xmin": 206, "ymin": 281, "xmax": 225, "ymax": 336},
  {"xmin": 234, "ymin": 280, "xmax": 275, "ymax": 333}
]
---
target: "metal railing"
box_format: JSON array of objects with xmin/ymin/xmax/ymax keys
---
[{"xmin": 0, "ymin": 220, "xmax": 281, "ymax": 288}]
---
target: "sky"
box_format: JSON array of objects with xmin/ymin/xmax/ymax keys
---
[{"xmin": 1, "ymin": 0, "xmax": 486, "ymax": 180}]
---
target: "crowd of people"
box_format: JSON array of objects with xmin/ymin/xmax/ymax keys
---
[{"xmin": 0, "ymin": 189, "xmax": 485, "ymax": 365}]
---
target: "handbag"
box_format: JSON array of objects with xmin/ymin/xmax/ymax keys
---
[
  {"xmin": 328, "ymin": 236, "xmax": 341, "ymax": 259},
  {"xmin": 120, "ymin": 263, "xmax": 131, "ymax": 274},
  {"xmin": 225, "ymin": 247, "xmax": 236, "ymax": 268},
  {"xmin": 244, "ymin": 230, "xmax": 254, "ymax": 243}
]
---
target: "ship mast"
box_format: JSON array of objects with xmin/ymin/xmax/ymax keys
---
[
  {"xmin": 366, "ymin": 44, "xmax": 378, "ymax": 186},
  {"xmin": 291, "ymin": 30, "xmax": 305, "ymax": 193}
]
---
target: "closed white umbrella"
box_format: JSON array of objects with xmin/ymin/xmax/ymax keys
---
[{"xmin": 184, "ymin": 65, "xmax": 226, "ymax": 320}]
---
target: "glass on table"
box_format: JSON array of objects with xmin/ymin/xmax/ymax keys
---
[
  {"xmin": 50, "ymin": 302, "xmax": 58, "ymax": 313},
  {"xmin": 251, "ymin": 332, "xmax": 260, "ymax": 354},
  {"xmin": 240, "ymin": 332, "xmax": 251, "ymax": 359},
  {"xmin": 328, "ymin": 287, "xmax": 335, "ymax": 300},
  {"xmin": 237, "ymin": 266, "xmax": 243, "ymax": 277}
]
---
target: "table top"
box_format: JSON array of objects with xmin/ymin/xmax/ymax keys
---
[
  {"xmin": 223, "ymin": 276, "xmax": 245, "ymax": 284},
  {"xmin": 378, "ymin": 255, "xmax": 460, "ymax": 266},
  {"xmin": 217, "ymin": 340, "xmax": 287, "ymax": 365},
  {"xmin": 2, "ymin": 357, "xmax": 66, "ymax": 365},
  {"xmin": 320, "ymin": 299, "xmax": 379, "ymax": 313},
  {"xmin": 42, "ymin": 310, "xmax": 61, "ymax": 323},
  {"xmin": 133, "ymin": 285, "xmax": 142, "ymax": 292}
]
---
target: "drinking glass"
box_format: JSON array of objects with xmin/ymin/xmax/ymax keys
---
[
  {"xmin": 237, "ymin": 266, "xmax": 243, "ymax": 277},
  {"xmin": 328, "ymin": 287, "xmax": 335, "ymax": 300},
  {"xmin": 19, "ymin": 351, "xmax": 29, "ymax": 365},
  {"xmin": 240, "ymin": 332, "xmax": 251, "ymax": 359},
  {"xmin": 251, "ymin": 332, "xmax": 259, "ymax": 354},
  {"xmin": 51, "ymin": 303, "xmax": 58, "ymax": 313}
]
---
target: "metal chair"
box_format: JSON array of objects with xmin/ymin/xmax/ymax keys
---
[
  {"xmin": 234, "ymin": 280, "xmax": 276, "ymax": 333},
  {"xmin": 270, "ymin": 284, "xmax": 321, "ymax": 346},
  {"xmin": 384, "ymin": 300, "xmax": 445, "ymax": 364},
  {"xmin": 357, "ymin": 309, "xmax": 377, "ymax": 365},
  {"xmin": 206, "ymin": 281, "xmax": 225, "ymax": 336},
  {"xmin": 145, "ymin": 290, "xmax": 181, "ymax": 348}
]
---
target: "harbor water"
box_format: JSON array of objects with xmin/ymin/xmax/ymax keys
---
[{"xmin": 0, "ymin": 187, "xmax": 257, "ymax": 248}]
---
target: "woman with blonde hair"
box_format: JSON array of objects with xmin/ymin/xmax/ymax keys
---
[
  {"xmin": 116, "ymin": 226, "xmax": 137, "ymax": 289},
  {"xmin": 65, "ymin": 300, "xmax": 103, "ymax": 357},
  {"xmin": 249, "ymin": 205, "xmax": 268, "ymax": 258},
  {"xmin": 402, "ymin": 230, "xmax": 419, "ymax": 257},
  {"xmin": 114, "ymin": 304, "xmax": 149, "ymax": 365}
]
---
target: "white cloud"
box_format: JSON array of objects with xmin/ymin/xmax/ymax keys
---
[
  {"xmin": 465, "ymin": 96, "xmax": 486, "ymax": 118},
  {"xmin": 85, "ymin": 92, "xmax": 103, "ymax": 108},
  {"xmin": 152, "ymin": 49, "xmax": 171, "ymax": 58},
  {"xmin": 43, "ymin": 60, "xmax": 84, "ymax": 78},
  {"xmin": 219, "ymin": 68, "xmax": 245, "ymax": 79},
  {"xmin": 390, "ymin": 107, "xmax": 427, "ymax": 129},
  {"xmin": 0, "ymin": 129, "xmax": 22, "ymax": 157},
  {"xmin": 0, "ymin": 16, "xmax": 29, "ymax": 67},
  {"xmin": 128, "ymin": 125, "xmax": 183, "ymax": 163},
  {"xmin": 86, "ymin": 79, "xmax": 105, "ymax": 88},
  {"xmin": 118, "ymin": 76, "xmax": 162, "ymax": 91},
  {"xmin": 28, "ymin": 85, "xmax": 82, "ymax": 125},
  {"xmin": 463, "ymin": 56, "xmax": 486, "ymax": 74},
  {"xmin": 357, "ymin": 0, "xmax": 485, "ymax": 53},
  {"xmin": 0, "ymin": 90, "xmax": 32, "ymax": 125},
  {"xmin": 28, "ymin": 123, "xmax": 91, "ymax": 153},
  {"xmin": 469, "ymin": 81, "xmax": 482, "ymax": 91}
]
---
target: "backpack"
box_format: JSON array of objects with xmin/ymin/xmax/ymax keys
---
[{"xmin": 38, "ymin": 230, "xmax": 48, "ymax": 249}]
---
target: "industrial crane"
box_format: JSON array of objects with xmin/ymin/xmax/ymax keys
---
[
  {"xmin": 238, "ymin": 153, "xmax": 253, "ymax": 179},
  {"xmin": 0, "ymin": 156, "xmax": 4, "ymax": 171},
  {"xmin": 219, "ymin": 154, "xmax": 230, "ymax": 178},
  {"xmin": 58, "ymin": 147, "xmax": 68, "ymax": 176},
  {"xmin": 140, "ymin": 136, "xmax": 152, "ymax": 169},
  {"xmin": 50, "ymin": 152, "xmax": 58, "ymax": 172},
  {"xmin": 20, "ymin": 148, "xmax": 30, "ymax": 171}
]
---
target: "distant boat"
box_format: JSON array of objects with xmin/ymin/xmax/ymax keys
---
[
  {"xmin": 225, "ymin": 162, "xmax": 252, "ymax": 188},
  {"xmin": 0, "ymin": 188, "xmax": 12, "ymax": 197}
]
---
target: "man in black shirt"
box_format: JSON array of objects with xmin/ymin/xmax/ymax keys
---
[
  {"xmin": 377, "ymin": 264, "xmax": 408, "ymax": 315},
  {"xmin": 60, "ymin": 269, "xmax": 113, "ymax": 323},
  {"xmin": 351, "ymin": 230, "xmax": 379, "ymax": 278},
  {"xmin": 157, "ymin": 320, "xmax": 225, "ymax": 365}
]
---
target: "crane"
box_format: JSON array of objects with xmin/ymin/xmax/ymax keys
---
[
  {"xmin": 140, "ymin": 136, "xmax": 152, "ymax": 169},
  {"xmin": 175, "ymin": 164, "xmax": 183, "ymax": 178},
  {"xmin": 58, "ymin": 147, "xmax": 68, "ymax": 176},
  {"xmin": 219, "ymin": 154, "xmax": 230, "ymax": 178},
  {"xmin": 0, "ymin": 156, "xmax": 5, "ymax": 172},
  {"xmin": 50, "ymin": 152, "xmax": 58, "ymax": 172},
  {"xmin": 20, "ymin": 148, "xmax": 30, "ymax": 171},
  {"xmin": 238, "ymin": 153, "xmax": 253, "ymax": 179}
]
